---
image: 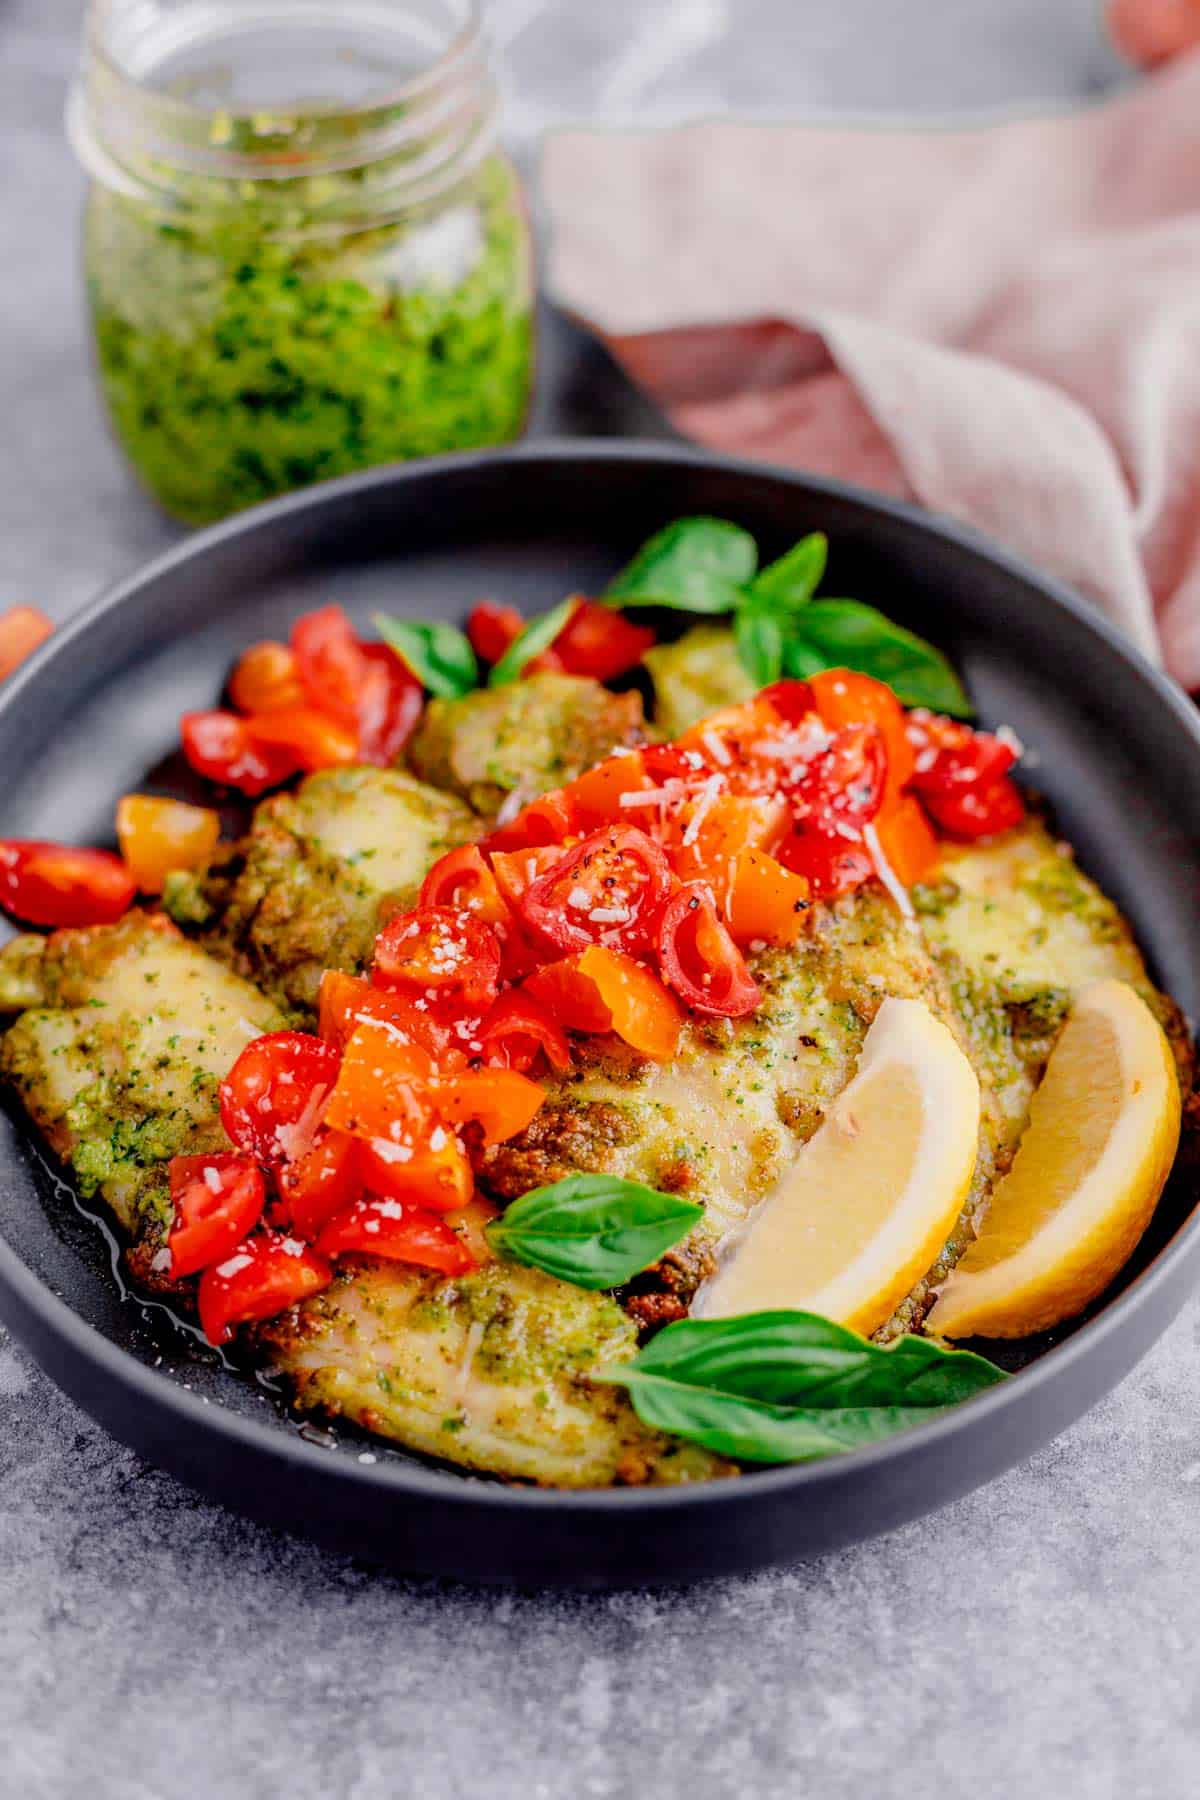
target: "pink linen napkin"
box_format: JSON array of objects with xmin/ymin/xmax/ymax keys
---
[{"xmin": 542, "ymin": 52, "xmax": 1200, "ymax": 688}]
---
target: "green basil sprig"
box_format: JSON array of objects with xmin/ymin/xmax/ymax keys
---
[
  {"xmin": 605, "ymin": 516, "xmax": 970, "ymax": 716},
  {"xmin": 598, "ymin": 1310, "xmax": 1004, "ymax": 1463},
  {"xmin": 485, "ymin": 1174, "xmax": 703, "ymax": 1289},
  {"xmin": 374, "ymin": 614, "xmax": 478, "ymax": 699},
  {"xmin": 488, "ymin": 597, "xmax": 578, "ymax": 688}
]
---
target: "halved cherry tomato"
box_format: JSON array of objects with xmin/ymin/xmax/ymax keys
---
[
  {"xmin": 0, "ymin": 840, "xmax": 135, "ymax": 928},
  {"xmin": 432, "ymin": 1068, "xmax": 545, "ymax": 1144},
  {"xmin": 921, "ymin": 775, "xmax": 1025, "ymax": 840},
  {"xmin": 314, "ymin": 1197, "xmax": 475, "ymax": 1276},
  {"xmin": 518, "ymin": 825, "xmax": 674, "ymax": 956},
  {"xmin": 466, "ymin": 601, "xmax": 564, "ymax": 674},
  {"xmin": 116, "ymin": 795, "xmax": 221, "ymax": 894},
  {"xmin": 291, "ymin": 605, "xmax": 368, "ymax": 733},
  {"xmin": 0, "ymin": 606, "xmax": 53, "ymax": 681},
  {"xmin": 656, "ymin": 883, "xmax": 761, "ymax": 1018},
  {"xmin": 277, "ymin": 1129, "xmax": 363, "ymax": 1242},
  {"xmin": 776, "ymin": 828, "xmax": 875, "ymax": 899},
  {"xmin": 481, "ymin": 789, "xmax": 578, "ymax": 853},
  {"xmin": 906, "ymin": 712, "xmax": 1017, "ymax": 799},
  {"xmin": 759, "ymin": 679, "xmax": 817, "ymax": 726},
  {"xmin": 219, "ymin": 1030, "xmax": 342, "ymax": 1166},
  {"xmin": 870, "ymin": 796, "xmax": 940, "ymax": 887},
  {"xmin": 166, "ymin": 1152, "xmax": 266, "ymax": 1279},
  {"xmin": 244, "ymin": 707, "xmax": 359, "ymax": 772},
  {"xmin": 318, "ymin": 969, "xmax": 473, "ymax": 1070},
  {"xmin": 724, "ymin": 848, "xmax": 811, "ymax": 947},
  {"xmin": 358, "ymin": 1127, "xmax": 474, "ymax": 1213},
  {"xmin": 198, "ymin": 1232, "xmax": 332, "ymax": 1345},
  {"xmin": 228, "ymin": 640, "xmax": 306, "ymax": 715},
  {"xmin": 525, "ymin": 946, "xmax": 685, "ymax": 1059},
  {"xmin": 181, "ymin": 710, "xmax": 299, "ymax": 796},
  {"xmin": 552, "ymin": 600, "xmax": 655, "ymax": 682},
  {"xmin": 323, "ymin": 1021, "xmax": 435, "ymax": 1146},
  {"xmin": 790, "ymin": 723, "xmax": 887, "ymax": 830},
  {"xmin": 419, "ymin": 845, "xmax": 511, "ymax": 929},
  {"xmin": 373, "ymin": 906, "xmax": 502, "ymax": 1010},
  {"xmin": 356, "ymin": 643, "xmax": 423, "ymax": 765},
  {"xmin": 479, "ymin": 989, "xmax": 572, "ymax": 1075},
  {"xmin": 489, "ymin": 844, "xmax": 570, "ymax": 914},
  {"xmin": 809, "ymin": 669, "xmax": 915, "ymax": 796}
]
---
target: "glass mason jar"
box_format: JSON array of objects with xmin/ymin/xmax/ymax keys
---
[{"xmin": 69, "ymin": 0, "xmax": 535, "ymax": 525}]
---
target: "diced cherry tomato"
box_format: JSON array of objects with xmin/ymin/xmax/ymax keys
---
[
  {"xmin": 0, "ymin": 606, "xmax": 53, "ymax": 681},
  {"xmin": 921, "ymin": 775, "xmax": 1025, "ymax": 840},
  {"xmin": 776, "ymin": 828, "xmax": 875, "ymax": 900},
  {"xmin": 759, "ymin": 679, "xmax": 817, "ymax": 726},
  {"xmin": 466, "ymin": 601, "xmax": 564, "ymax": 674},
  {"xmin": 669, "ymin": 793, "xmax": 790, "ymax": 893},
  {"xmin": 724, "ymin": 848, "xmax": 811, "ymax": 947},
  {"xmin": 906, "ymin": 712, "xmax": 1017, "ymax": 799},
  {"xmin": 358, "ymin": 1128, "xmax": 474, "ymax": 1213},
  {"xmin": 561, "ymin": 751, "xmax": 654, "ymax": 830},
  {"xmin": 678, "ymin": 696, "xmax": 785, "ymax": 765},
  {"xmin": 489, "ymin": 844, "xmax": 571, "ymax": 914},
  {"xmin": 481, "ymin": 789, "xmax": 579, "ymax": 853},
  {"xmin": 323, "ymin": 1020, "xmax": 435, "ymax": 1146},
  {"xmin": 515, "ymin": 933, "xmax": 741, "ymax": 1060},
  {"xmin": 291, "ymin": 605, "xmax": 368, "ymax": 733},
  {"xmin": 116, "ymin": 795, "xmax": 221, "ymax": 894},
  {"xmin": 871, "ymin": 796, "xmax": 941, "ymax": 887},
  {"xmin": 374, "ymin": 906, "xmax": 502, "ymax": 1010},
  {"xmin": 418, "ymin": 845, "xmax": 511, "ymax": 929},
  {"xmin": 198, "ymin": 1232, "xmax": 332, "ymax": 1345},
  {"xmin": 356, "ymin": 643, "xmax": 423, "ymax": 765},
  {"xmin": 244, "ymin": 706, "xmax": 359, "ymax": 772},
  {"xmin": 656, "ymin": 883, "xmax": 761, "ymax": 1018},
  {"xmin": 0, "ymin": 840, "xmax": 135, "ymax": 928},
  {"xmin": 228, "ymin": 640, "xmax": 306, "ymax": 714},
  {"xmin": 432, "ymin": 1068, "xmax": 545, "ymax": 1144},
  {"xmin": 314, "ymin": 1197, "xmax": 475, "ymax": 1276},
  {"xmin": 181, "ymin": 710, "xmax": 299, "ymax": 796},
  {"xmin": 479, "ymin": 990, "xmax": 572, "ymax": 1075},
  {"xmin": 219, "ymin": 1030, "xmax": 342, "ymax": 1166},
  {"xmin": 809, "ymin": 669, "xmax": 915, "ymax": 796},
  {"xmin": 317, "ymin": 970, "xmax": 471, "ymax": 1070},
  {"xmin": 790, "ymin": 723, "xmax": 887, "ymax": 830},
  {"xmin": 552, "ymin": 600, "xmax": 655, "ymax": 682},
  {"xmin": 166, "ymin": 1152, "xmax": 266, "ymax": 1279},
  {"xmin": 518, "ymin": 825, "xmax": 674, "ymax": 956},
  {"xmin": 278, "ymin": 1129, "xmax": 363, "ymax": 1242}
]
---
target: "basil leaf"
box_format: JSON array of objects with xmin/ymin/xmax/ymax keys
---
[
  {"xmin": 374, "ymin": 614, "xmax": 478, "ymax": 700},
  {"xmin": 788, "ymin": 601, "xmax": 971, "ymax": 717},
  {"xmin": 605, "ymin": 517, "xmax": 757, "ymax": 614},
  {"xmin": 748, "ymin": 533, "xmax": 827, "ymax": 610},
  {"xmin": 487, "ymin": 597, "xmax": 577, "ymax": 688},
  {"xmin": 780, "ymin": 635, "xmax": 833, "ymax": 680},
  {"xmin": 486, "ymin": 1175, "xmax": 703, "ymax": 1289},
  {"xmin": 734, "ymin": 609, "xmax": 785, "ymax": 686},
  {"xmin": 598, "ymin": 1310, "xmax": 1004, "ymax": 1462}
]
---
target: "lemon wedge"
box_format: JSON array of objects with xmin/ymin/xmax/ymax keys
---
[
  {"xmin": 927, "ymin": 979, "xmax": 1180, "ymax": 1340},
  {"xmin": 694, "ymin": 997, "xmax": 980, "ymax": 1336}
]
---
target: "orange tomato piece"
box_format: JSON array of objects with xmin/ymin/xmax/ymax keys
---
[
  {"xmin": 115, "ymin": 794, "xmax": 221, "ymax": 894},
  {"xmin": 358, "ymin": 1129, "xmax": 475, "ymax": 1214},
  {"xmin": 670, "ymin": 792, "xmax": 790, "ymax": 896},
  {"xmin": 871, "ymin": 795, "xmax": 941, "ymax": 887},
  {"xmin": 0, "ymin": 606, "xmax": 52, "ymax": 681},
  {"xmin": 432, "ymin": 1067, "xmax": 546, "ymax": 1144},
  {"xmin": 724, "ymin": 848, "xmax": 811, "ymax": 947},
  {"xmin": 809, "ymin": 669, "xmax": 915, "ymax": 796},
  {"xmin": 324, "ymin": 1020, "xmax": 436, "ymax": 1146},
  {"xmin": 561, "ymin": 751, "xmax": 652, "ymax": 829},
  {"xmin": 228, "ymin": 640, "xmax": 306, "ymax": 714},
  {"xmin": 524, "ymin": 946, "xmax": 684, "ymax": 1062},
  {"xmin": 245, "ymin": 706, "xmax": 360, "ymax": 771}
]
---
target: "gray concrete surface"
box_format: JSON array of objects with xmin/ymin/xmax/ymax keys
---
[{"xmin": 6, "ymin": 3, "xmax": 1196, "ymax": 1797}]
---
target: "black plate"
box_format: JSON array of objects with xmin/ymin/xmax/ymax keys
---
[{"xmin": 2, "ymin": 442, "xmax": 1199, "ymax": 1588}]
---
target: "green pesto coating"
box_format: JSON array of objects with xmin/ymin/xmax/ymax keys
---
[{"xmin": 85, "ymin": 155, "xmax": 533, "ymax": 523}]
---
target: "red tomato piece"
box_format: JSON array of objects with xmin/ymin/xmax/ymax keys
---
[
  {"xmin": 356, "ymin": 642, "xmax": 423, "ymax": 764},
  {"xmin": 219, "ymin": 1030, "xmax": 342, "ymax": 1167},
  {"xmin": 278, "ymin": 1129, "xmax": 363, "ymax": 1242},
  {"xmin": 809, "ymin": 669, "xmax": 915, "ymax": 796},
  {"xmin": 481, "ymin": 789, "xmax": 579, "ymax": 853},
  {"xmin": 907, "ymin": 714, "xmax": 1017, "ymax": 799},
  {"xmin": 518, "ymin": 825, "xmax": 674, "ymax": 956},
  {"xmin": 479, "ymin": 989, "xmax": 572, "ymax": 1074},
  {"xmin": 790, "ymin": 723, "xmax": 887, "ymax": 831},
  {"xmin": 759, "ymin": 679, "xmax": 817, "ymax": 726},
  {"xmin": 314, "ymin": 1197, "xmax": 475, "ymax": 1276},
  {"xmin": 776, "ymin": 828, "xmax": 876, "ymax": 899},
  {"xmin": 198, "ymin": 1232, "xmax": 332, "ymax": 1345},
  {"xmin": 374, "ymin": 906, "xmax": 502, "ymax": 1010},
  {"xmin": 656, "ymin": 882, "xmax": 761, "ymax": 1018},
  {"xmin": 466, "ymin": 601, "xmax": 565, "ymax": 673},
  {"xmin": 244, "ymin": 707, "xmax": 359, "ymax": 772},
  {"xmin": 0, "ymin": 840, "xmax": 136, "ymax": 928},
  {"xmin": 181, "ymin": 710, "xmax": 299, "ymax": 796},
  {"xmin": 552, "ymin": 600, "xmax": 655, "ymax": 681},
  {"xmin": 921, "ymin": 775, "xmax": 1025, "ymax": 840},
  {"xmin": 166, "ymin": 1152, "xmax": 266, "ymax": 1279},
  {"xmin": 291, "ymin": 605, "xmax": 367, "ymax": 733},
  {"xmin": 418, "ymin": 845, "xmax": 511, "ymax": 929},
  {"xmin": 489, "ymin": 845, "xmax": 567, "ymax": 913}
]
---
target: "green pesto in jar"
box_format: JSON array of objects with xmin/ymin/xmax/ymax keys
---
[{"xmin": 84, "ymin": 153, "xmax": 534, "ymax": 524}]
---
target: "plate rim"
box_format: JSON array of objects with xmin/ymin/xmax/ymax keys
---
[{"xmin": 3, "ymin": 436, "xmax": 1200, "ymax": 1523}]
